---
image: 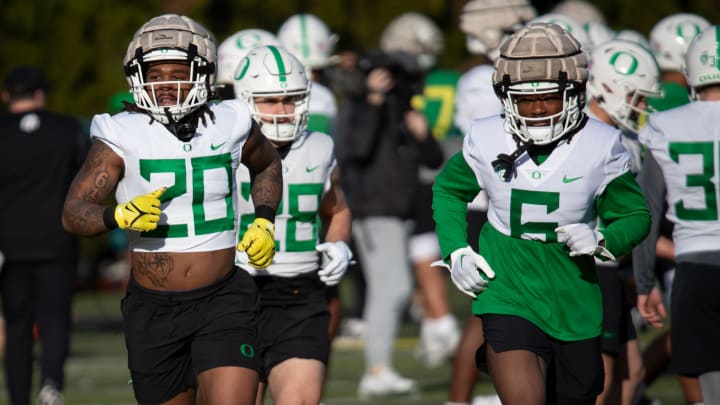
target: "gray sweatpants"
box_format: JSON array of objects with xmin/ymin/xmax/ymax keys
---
[{"xmin": 353, "ymin": 217, "xmax": 414, "ymax": 369}]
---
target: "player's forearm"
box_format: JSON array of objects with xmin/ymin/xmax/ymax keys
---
[
  {"xmin": 323, "ymin": 207, "xmax": 352, "ymax": 243},
  {"xmin": 62, "ymin": 198, "xmax": 110, "ymax": 236},
  {"xmin": 250, "ymin": 157, "xmax": 282, "ymax": 221}
]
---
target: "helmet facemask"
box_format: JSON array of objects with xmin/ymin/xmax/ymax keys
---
[
  {"xmin": 247, "ymin": 89, "xmax": 310, "ymax": 143},
  {"xmin": 126, "ymin": 47, "xmax": 213, "ymax": 126},
  {"xmin": 500, "ymin": 79, "xmax": 585, "ymax": 145}
]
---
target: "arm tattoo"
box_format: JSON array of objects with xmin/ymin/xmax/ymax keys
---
[
  {"xmin": 251, "ymin": 157, "xmax": 282, "ymax": 210},
  {"xmin": 63, "ymin": 140, "xmax": 121, "ymax": 236},
  {"xmin": 134, "ymin": 253, "xmax": 174, "ymax": 288}
]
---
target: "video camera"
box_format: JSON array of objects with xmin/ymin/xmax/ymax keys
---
[{"xmin": 355, "ymin": 50, "xmax": 425, "ymax": 107}]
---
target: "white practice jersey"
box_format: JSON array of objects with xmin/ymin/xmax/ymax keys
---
[
  {"xmin": 639, "ymin": 101, "xmax": 720, "ymax": 256},
  {"xmin": 454, "ymin": 64, "xmax": 503, "ymax": 135},
  {"xmin": 464, "ymin": 116, "xmax": 631, "ymax": 240},
  {"xmin": 455, "ymin": 64, "xmax": 502, "ymax": 212},
  {"xmin": 585, "ymin": 107, "xmax": 643, "ymax": 174},
  {"xmin": 92, "ymin": 99, "xmax": 253, "ymax": 252},
  {"xmin": 308, "ymin": 82, "xmax": 337, "ymax": 124},
  {"xmin": 236, "ymin": 130, "xmax": 336, "ymax": 277}
]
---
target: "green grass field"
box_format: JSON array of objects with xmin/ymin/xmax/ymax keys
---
[{"xmin": 0, "ymin": 290, "xmax": 688, "ymax": 404}]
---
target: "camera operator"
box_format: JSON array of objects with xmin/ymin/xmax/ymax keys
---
[{"xmin": 338, "ymin": 47, "xmax": 443, "ymax": 397}]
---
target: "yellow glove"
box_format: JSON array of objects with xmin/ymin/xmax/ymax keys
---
[
  {"xmin": 237, "ymin": 217, "xmax": 275, "ymax": 268},
  {"xmin": 114, "ymin": 187, "xmax": 167, "ymax": 232}
]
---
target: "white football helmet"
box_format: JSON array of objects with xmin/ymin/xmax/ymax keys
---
[
  {"xmin": 531, "ymin": 13, "xmax": 592, "ymax": 52},
  {"xmin": 217, "ymin": 29, "xmax": 279, "ymax": 85},
  {"xmin": 233, "ymin": 45, "xmax": 310, "ymax": 142},
  {"xmin": 459, "ymin": 0, "xmax": 537, "ymax": 60},
  {"xmin": 493, "ymin": 22, "xmax": 588, "ymax": 145},
  {"xmin": 683, "ymin": 25, "xmax": 720, "ymax": 99},
  {"xmin": 277, "ymin": 13, "xmax": 338, "ymax": 70},
  {"xmin": 552, "ymin": 0, "xmax": 606, "ymax": 25},
  {"xmin": 380, "ymin": 12, "xmax": 444, "ymax": 71},
  {"xmin": 615, "ymin": 29, "xmax": 650, "ymax": 49},
  {"xmin": 124, "ymin": 14, "xmax": 216, "ymax": 125},
  {"xmin": 587, "ymin": 40, "xmax": 662, "ymax": 133},
  {"xmin": 650, "ymin": 13, "xmax": 710, "ymax": 72},
  {"xmin": 584, "ymin": 21, "xmax": 615, "ymax": 48}
]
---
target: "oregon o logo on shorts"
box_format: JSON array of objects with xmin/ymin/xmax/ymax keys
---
[{"xmin": 240, "ymin": 343, "xmax": 255, "ymax": 358}]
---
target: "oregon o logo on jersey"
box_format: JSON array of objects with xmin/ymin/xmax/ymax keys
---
[{"xmin": 609, "ymin": 51, "xmax": 639, "ymax": 76}]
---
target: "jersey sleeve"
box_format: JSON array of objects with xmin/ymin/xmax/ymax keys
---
[
  {"xmin": 432, "ymin": 152, "xmax": 483, "ymax": 259},
  {"xmin": 595, "ymin": 171, "xmax": 651, "ymax": 258},
  {"xmin": 597, "ymin": 131, "xmax": 633, "ymax": 197},
  {"xmin": 89, "ymin": 113, "xmax": 124, "ymax": 157}
]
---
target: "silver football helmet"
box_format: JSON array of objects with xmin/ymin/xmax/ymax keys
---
[
  {"xmin": 459, "ymin": 0, "xmax": 537, "ymax": 60},
  {"xmin": 683, "ymin": 25, "xmax": 720, "ymax": 99},
  {"xmin": 493, "ymin": 22, "xmax": 588, "ymax": 145},
  {"xmin": 380, "ymin": 12, "xmax": 444, "ymax": 71},
  {"xmin": 124, "ymin": 14, "xmax": 216, "ymax": 125},
  {"xmin": 650, "ymin": 13, "xmax": 710, "ymax": 72},
  {"xmin": 587, "ymin": 40, "xmax": 662, "ymax": 133},
  {"xmin": 233, "ymin": 46, "xmax": 310, "ymax": 142}
]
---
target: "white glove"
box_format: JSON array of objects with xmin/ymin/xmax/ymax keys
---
[
  {"xmin": 316, "ymin": 241, "xmax": 353, "ymax": 286},
  {"xmin": 555, "ymin": 223, "xmax": 615, "ymax": 261},
  {"xmin": 431, "ymin": 246, "xmax": 495, "ymax": 298}
]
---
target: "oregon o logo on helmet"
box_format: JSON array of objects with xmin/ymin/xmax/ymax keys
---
[
  {"xmin": 234, "ymin": 59, "xmax": 250, "ymax": 80},
  {"xmin": 676, "ymin": 22, "xmax": 702, "ymax": 41},
  {"xmin": 236, "ymin": 33, "xmax": 262, "ymax": 50},
  {"xmin": 609, "ymin": 51, "xmax": 639, "ymax": 76}
]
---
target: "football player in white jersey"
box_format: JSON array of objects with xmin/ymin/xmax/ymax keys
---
[
  {"xmin": 233, "ymin": 45, "xmax": 352, "ymax": 405},
  {"xmin": 585, "ymin": 39, "xmax": 662, "ymax": 405},
  {"xmin": 277, "ymin": 13, "xmax": 339, "ymax": 136},
  {"xmin": 433, "ymin": 23, "xmax": 650, "ymax": 404},
  {"xmin": 216, "ymin": 28, "xmax": 280, "ymax": 99},
  {"xmin": 61, "ymin": 14, "xmax": 283, "ymax": 405},
  {"xmin": 633, "ymin": 25, "xmax": 720, "ymax": 404}
]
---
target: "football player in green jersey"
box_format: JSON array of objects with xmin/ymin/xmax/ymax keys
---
[{"xmin": 433, "ymin": 23, "xmax": 650, "ymax": 405}]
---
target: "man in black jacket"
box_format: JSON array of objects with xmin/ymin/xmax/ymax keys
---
[
  {"xmin": 338, "ymin": 50, "xmax": 443, "ymax": 398},
  {"xmin": 0, "ymin": 65, "xmax": 88, "ymax": 405}
]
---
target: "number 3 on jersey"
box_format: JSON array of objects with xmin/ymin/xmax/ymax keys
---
[
  {"xmin": 238, "ymin": 182, "xmax": 324, "ymax": 252},
  {"xmin": 669, "ymin": 141, "xmax": 719, "ymax": 220}
]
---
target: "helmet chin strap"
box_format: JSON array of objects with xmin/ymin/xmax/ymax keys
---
[
  {"xmin": 492, "ymin": 137, "xmax": 533, "ymax": 182},
  {"xmin": 163, "ymin": 107, "xmax": 198, "ymax": 142}
]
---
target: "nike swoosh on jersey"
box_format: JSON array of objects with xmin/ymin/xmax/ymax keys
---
[
  {"xmin": 562, "ymin": 175, "xmax": 583, "ymax": 183},
  {"xmin": 210, "ymin": 142, "xmax": 226, "ymax": 151},
  {"xmin": 306, "ymin": 165, "xmax": 320, "ymax": 173}
]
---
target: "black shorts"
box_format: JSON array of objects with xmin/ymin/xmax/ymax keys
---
[
  {"xmin": 121, "ymin": 268, "xmax": 260, "ymax": 404},
  {"xmin": 670, "ymin": 261, "xmax": 720, "ymax": 376},
  {"xmin": 254, "ymin": 273, "xmax": 330, "ymax": 382},
  {"xmin": 481, "ymin": 314, "xmax": 604, "ymax": 400},
  {"xmin": 596, "ymin": 265, "xmax": 637, "ymax": 355}
]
